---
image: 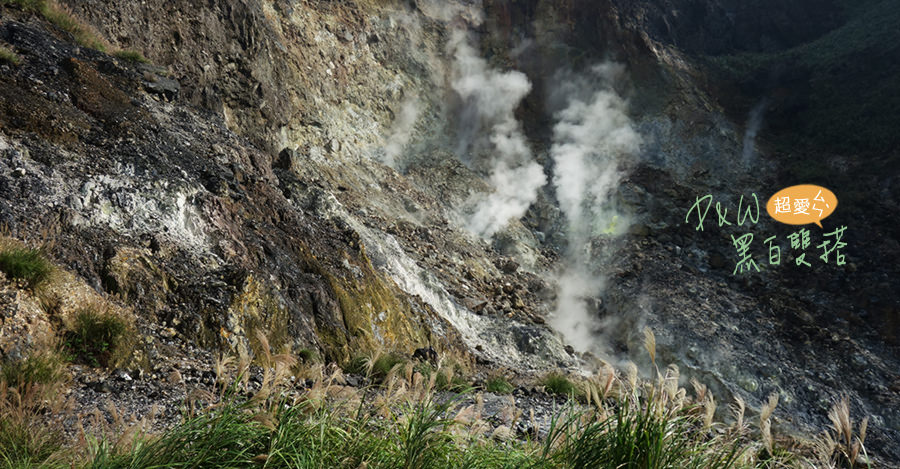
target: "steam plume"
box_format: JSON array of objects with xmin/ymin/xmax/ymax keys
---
[
  {"xmin": 549, "ymin": 64, "xmax": 641, "ymax": 353},
  {"xmin": 741, "ymin": 98, "xmax": 768, "ymax": 167},
  {"xmin": 383, "ymin": 96, "xmax": 420, "ymax": 168},
  {"xmin": 448, "ymin": 30, "xmax": 546, "ymax": 237}
]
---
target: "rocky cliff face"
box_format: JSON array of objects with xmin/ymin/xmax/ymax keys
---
[{"xmin": 1, "ymin": 0, "xmax": 898, "ymax": 464}]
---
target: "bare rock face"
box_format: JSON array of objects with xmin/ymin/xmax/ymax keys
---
[
  {"xmin": 0, "ymin": 1, "xmax": 576, "ymax": 375},
  {"xmin": 0, "ymin": 16, "xmax": 462, "ymax": 368}
]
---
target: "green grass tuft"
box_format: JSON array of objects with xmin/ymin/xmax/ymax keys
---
[
  {"xmin": 63, "ymin": 308, "xmax": 128, "ymax": 368},
  {"xmin": 0, "ymin": 247, "xmax": 53, "ymax": 289},
  {"xmin": 296, "ymin": 348, "xmax": 318, "ymax": 363},
  {"xmin": 371, "ymin": 353, "xmax": 406, "ymax": 379},
  {"xmin": 545, "ymin": 398, "xmax": 746, "ymax": 468},
  {"xmin": 2, "ymin": 0, "xmax": 109, "ymax": 52},
  {"xmin": 0, "ymin": 45, "xmax": 20, "ymax": 66},
  {"xmin": 485, "ymin": 376, "xmax": 514, "ymax": 394},
  {"xmin": 541, "ymin": 372, "xmax": 580, "ymax": 397},
  {"xmin": 0, "ymin": 414, "xmax": 65, "ymax": 468},
  {"xmin": 415, "ymin": 362, "xmax": 469, "ymax": 392},
  {"xmin": 345, "ymin": 352, "xmax": 408, "ymax": 383},
  {"xmin": 0, "ymin": 354, "xmax": 69, "ymax": 468},
  {"xmin": 0, "ymin": 353, "xmax": 65, "ymax": 390},
  {"xmin": 113, "ymin": 49, "xmax": 148, "ymax": 64},
  {"xmin": 343, "ymin": 355, "xmax": 369, "ymax": 375}
]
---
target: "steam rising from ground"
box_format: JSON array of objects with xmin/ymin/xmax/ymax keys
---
[
  {"xmin": 448, "ymin": 30, "xmax": 547, "ymax": 237},
  {"xmin": 445, "ymin": 33, "xmax": 641, "ymax": 354},
  {"xmin": 383, "ymin": 96, "xmax": 420, "ymax": 168},
  {"xmin": 549, "ymin": 64, "xmax": 641, "ymax": 353},
  {"xmin": 742, "ymin": 98, "xmax": 768, "ymax": 167},
  {"xmin": 386, "ymin": 5, "xmax": 641, "ymax": 357}
]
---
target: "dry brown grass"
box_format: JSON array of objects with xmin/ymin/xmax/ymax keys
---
[
  {"xmin": 813, "ymin": 395, "xmax": 870, "ymax": 467},
  {"xmin": 3, "ymin": 0, "xmax": 149, "ymax": 62}
]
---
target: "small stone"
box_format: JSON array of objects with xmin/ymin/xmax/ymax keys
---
[{"xmin": 326, "ymin": 138, "xmax": 341, "ymax": 153}]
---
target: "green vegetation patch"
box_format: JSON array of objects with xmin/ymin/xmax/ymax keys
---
[
  {"xmin": 705, "ymin": 0, "xmax": 900, "ymax": 157},
  {"xmin": 0, "ymin": 416, "xmax": 65, "ymax": 469},
  {"xmin": 485, "ymin": 376, "xmax": 514, "ymax": 394},
  {"xmin": 62, "ymin": 308, "xmax": 129, "ymax": 368},
  {"xmin": 541, "ymin": 372, "xmax": 580, "ymax": 398},
  {"xmin": 0, "ymin": 247, "xmax": 53, "ymax": 289},
  {"xmin": 0, "ymin": 352, "xmax": 65, "ymax": 389},
  {"xmin": 1, "ymin": 0, "xmax": 109, "ymax": 51},
  {"xmin": 113, "ymin": 49, "xmax": 148, "ymax": 64},
  {"xmin": 0, "ymin": 45, "xmax": 20, "ymax": 66}
]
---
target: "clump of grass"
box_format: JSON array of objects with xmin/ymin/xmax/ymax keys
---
[
  {"xmin": 813, "ymin": 395, "xmax": 871, "ymax": 468},
  {"xmin": 62, "ymin": 307, "xmax": 129, "ymax": 368},
  {"xmin": 545, "ymin": 396, "xmax": 746, "ymax": 468},
  {"xmin": 396, "ymin": 394, "xmax": 458, "ymax": 468},
  {"xmin": 0, "ymin": 45, "xmax": 20, "ymax": 66},
  {"xmin": 344, "ymin": 351, "xmax": 407, "ymax": 383},
  {"xmin": 371, "ymin": 353, "xmax": 407, "ymax": 379},
  {"xmin": 434, "ymin": 369, "xmax": 468, "ymax": 392},
  {"xmin": 296, "ymin": 347, "xmax": 318, "ymax": 364},
  {"xmin": 88, "ymin": 400, "xmax": 269, "ymax": 467},
  {"xmin": 0, "ymin": 352, "xmax": 65, "ymax": 390},
  {"xmin": 0, "ymin": 247, "xmax": 53, "ymax": 289},
  {"xmin": 485, "ymin": 375, "xmax": 514, "ymax": 394},
  {"xmin": 113, "ymin": 49, "xmax": 148, "ymax": 64},
  {"xmin": 0, "ymin": 384, "xmax": 66, "ymax": 468},
  {"xmin": 1, "ymin": 0, "xmax": 109, "ymax": 51},
  {"xmin": 541, "ymin": 372, "xmax": 580, "ymax": 397},
  {"xmin": 414, "ymin": 361, "xmax": 468, "ymax": 392},
  {"xmin": 343, "ymin": 355, "xmax": 369, "ymax": 375},
  {"xmin": 0, "ymin": 347, "xmax": 70, "ymax": 469}
]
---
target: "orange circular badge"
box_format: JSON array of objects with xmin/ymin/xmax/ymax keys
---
[{"xmin": 766, "ymin": 185, "xmax": 837, "ymax": 228}]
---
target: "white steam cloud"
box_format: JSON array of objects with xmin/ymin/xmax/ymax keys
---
[
  {"xmin": 417, "ymin": 0, "xmax": 483, "ymax": 24},
  {"xmin": 549, "ymin": 64, "xmax": 641, "ymax": 353},
  {"xmin": 448, "ymin": 30, "xmax": 547, "ymax": 237},
  {"xmin": 383, "ymin": 96, "xmax": 421, "ymax": 168},
  {"xmin": 741, "ymin": 98, "xmax": 768, "ymax": 167}
]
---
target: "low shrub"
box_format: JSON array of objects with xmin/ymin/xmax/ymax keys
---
[
  {"xmin": 296, "ymin": 348, "xmax": 318, "ymax": 363},
  {"xmin": 344, "ymin": 352, "xmax": 407, "ymax": 383}
]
